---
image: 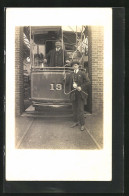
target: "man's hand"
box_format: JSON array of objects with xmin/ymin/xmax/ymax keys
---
[
  {"xmin": 77, "ymin": 86, "xmax": 81, "ymax": 91},
  {"xmin": 43, "ymin": 59, "xmax": 47, "ymax": 63},
  {"xmin": 73, "ymin": 82, "xmax": 77, "ymax": 89},
  {"xmin": 65, "ymin": 60, "xmax": 70, "ymax": 64},
  {"xmin": 63, "ymin": 74, "xmax": 66, "ymax": 80}
]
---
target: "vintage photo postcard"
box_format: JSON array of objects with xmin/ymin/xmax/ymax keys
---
[{"xmin": 5, "ymin": 8, "xmax": 113, "ymax": 183}]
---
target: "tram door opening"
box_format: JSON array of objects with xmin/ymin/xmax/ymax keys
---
[
  {"xmin": 46, "ymin": 40, "xmax": 56, "ymax": 54},
  {"xmin": 45, "ymin": 40, "xmax": 56, "ymax": 65}
]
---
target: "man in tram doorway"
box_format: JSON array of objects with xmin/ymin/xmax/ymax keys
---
[
  {"xmin": 43, "ymin": 40, "xmax": 70, "ymax": 67},
  {"xmin": 68, "ymin": 61, "xmax": 90, "ymax": 131}
]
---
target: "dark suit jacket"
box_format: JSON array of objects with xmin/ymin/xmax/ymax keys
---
[
  {"xmin": 46, "ymin": 48, "xmax": 68, "ymax": 67},
  {"xmin": 65, "ymin": 70, "xmax": 90, "ymax": 101}
]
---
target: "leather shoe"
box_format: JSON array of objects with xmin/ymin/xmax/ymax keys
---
[
  {"xmin": 81, "ymin": 125, "xmax": 85, "ymax": 131},
  {"xmin": 70, "ymin": 122, "xmax": 79, "ymax": 128}
]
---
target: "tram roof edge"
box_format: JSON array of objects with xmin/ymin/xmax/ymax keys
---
[
  {"xmin": 30, "ymin": 26, "xmax": 84, "ymax": 34},
  {"xmin": 31, "ymin": 26, "xmax": 61, "ymax": 34}
]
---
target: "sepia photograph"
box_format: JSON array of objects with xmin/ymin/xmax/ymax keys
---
[
  {"xmin": 15, "ymin": 25, "xmax": 102, "ymax": 150},
  {"xmin": 6, "ymin": 8, "xmax": 112, "ymax": 182}
]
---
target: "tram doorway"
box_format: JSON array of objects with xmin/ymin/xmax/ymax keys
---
[{"xmin": 45, "ymin": 40, "xmax": 56, "ymax": 54}]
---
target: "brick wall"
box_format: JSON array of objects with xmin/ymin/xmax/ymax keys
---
[
  {"xmin": 88, "ymin": 26, "xmax": 104, "ymax": 113},
  {"xmin": 15, "ymin": 27, "xmax": 24, "ymax": 116}
]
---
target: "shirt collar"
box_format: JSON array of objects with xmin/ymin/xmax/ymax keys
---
[
  {"xmin": 56, "ymin": 48, "xmax": 60, "ymax": 51},
  {"xmin": 74, "ymin": 69, "xmax": 79, "ymax": 73}
]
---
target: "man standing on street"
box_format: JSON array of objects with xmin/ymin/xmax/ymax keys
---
[{"xmin": 67, "ymin": 61, "xmax": 90, "ymax": 131}]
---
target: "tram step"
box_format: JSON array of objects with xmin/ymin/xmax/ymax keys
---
[
  {"xmin": 25, "ymin": 105, "xmax": 72, "ymax": 112},
  {"xmin": 23, "ymin": 105, "xmax": 91, "ymax": 118},
  {"xmin": 21, "ymin": 112, "xmax": 73, "ymax": 118}
]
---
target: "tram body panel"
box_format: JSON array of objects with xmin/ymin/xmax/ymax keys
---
[{"xmin": 31, "ymin": 70, "xmax": 71, "ymax": 103}]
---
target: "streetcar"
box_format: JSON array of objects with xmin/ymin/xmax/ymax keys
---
[{"xmin": 25, "ymin": 26, "xmax": 88, "ymax": 111}]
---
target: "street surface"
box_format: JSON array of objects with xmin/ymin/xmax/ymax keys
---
[{"xmin": 15, "ymin": 113, "xmax": 103, "ymax": 149}]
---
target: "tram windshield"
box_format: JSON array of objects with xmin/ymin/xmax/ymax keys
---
[{"xmin": 23, "ymin": 26, "xmax": 88, "ymax": 69}]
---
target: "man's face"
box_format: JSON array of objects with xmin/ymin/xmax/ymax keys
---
[
  {"xmin": 55, "ymin": 42, "xmax": 62, "ymax": 49},
  {"xmin": 73, "ymin": 64, "xmax": 79, "ymax": 70}
]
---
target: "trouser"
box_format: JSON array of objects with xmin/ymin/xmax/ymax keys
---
[{"xmin": 72, "ymin": 91, "xmax": 85, "ymax": 126}]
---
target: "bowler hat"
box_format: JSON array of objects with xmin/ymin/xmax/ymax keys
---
[{"xmin": 55, "ymin": 40, "xmax": 62, "ymax": 44}]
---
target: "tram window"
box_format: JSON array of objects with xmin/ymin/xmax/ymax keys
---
[
  {"xmin": 34, "ymin": 53, "xmax": 44, "ymax": 66},
  {"xmin": 65, "ymin": 44, "xmax": 75, "ymax": 51},
  {"xmin": 33, "ymin": 44, "xmax": 45, "ymax": 67}
]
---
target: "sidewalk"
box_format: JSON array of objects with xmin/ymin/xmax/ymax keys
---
[{"xmin": 15, "ymin": 111, "xmax": 103, "ymax": 150}]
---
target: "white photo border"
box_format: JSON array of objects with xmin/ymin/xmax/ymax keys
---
[{"xmin": 6, "ymin": 8, "xmax": 112, "ymax": 181}]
